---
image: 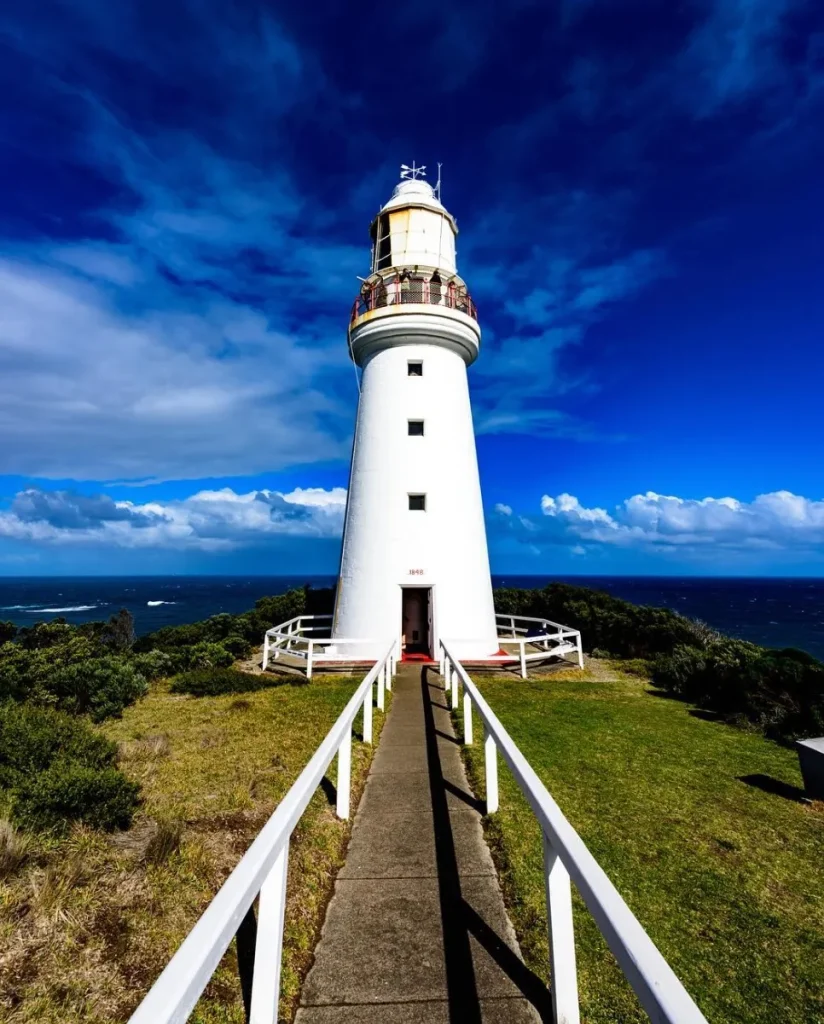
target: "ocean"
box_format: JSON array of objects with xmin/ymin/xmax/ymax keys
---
[{"xmin": 1, "ymin": 575, "xmax": 824, "ymax": 660}]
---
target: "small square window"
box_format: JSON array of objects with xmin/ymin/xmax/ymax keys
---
[
  {"xmin": 408, "ymin": 494, "xmax": 426, "ymax": 511},
  {"xmin": 408, "ymin": 420, "xmax": 424, "ymax": 436},
  {"xmin": 408, "ymin": 361, "xmax": 423, "ymax": 377}
]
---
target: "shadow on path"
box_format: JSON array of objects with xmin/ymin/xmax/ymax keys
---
[{"xmin": 420, "ymin": 669, "xmax": 553, "ymax": 1022}]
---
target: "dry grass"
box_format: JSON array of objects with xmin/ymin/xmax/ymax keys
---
[
  {"xmin": 0, "ymin": 673, "xmax": 384, "ymax": 1023},
  {"xmin": 0, "ymin": 821, "xmax": 32, "ymax": 880}
]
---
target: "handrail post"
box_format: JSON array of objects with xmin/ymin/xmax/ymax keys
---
[
  {"xmin": 384, "ymin": 657, "xmax": 392, "ymax": 693},
  {"xmin": 520, "ymin": 641, "xmax": 527, "ymax": 679},
  {"xmin": 336, "ymin": 729, "xmax": 351, "ymax": 819},
  {"xmin": 451, "ymin": 664, "xmax": 459, "ymax": 710},
  {"xmin": 263, "ymin": 634, "xmax": 270, "ymax": 671},
  {"xmin": 363, "ymin": 682, "xmax": 373, "ymax": 745},
  {"xmin": 377, "ymin": 662, "xmax": 385, "ymax": 711},
  {"xmin": 543, "ymin": 832, "xmax": 581, "ymax": 1024},
  {"xmin": 463, "ymin": 690, "xmax": 473, "ymax": 744},
  {"xmin": 444, "ymin": 660, "xmax": 451, "ymax": 693},
  {"xmin": 307, "ymin": 640, "xmax": 314, "ymax": 681},
  {"xmin": 484, "ymin": 727, "xmax": 499, "ymax": 813},
  {"xmin": 249, "ymin": 842, "xmax": 289, "ymax": 1023}
]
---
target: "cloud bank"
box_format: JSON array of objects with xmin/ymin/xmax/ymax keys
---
[
  {"xmin": 497, "ymin": 489, "xmax": 824, "ymax": 556},
  {"xmin": 4, "ymin": 485, "xmax": 824, "ymax": 565},
  {"xmin": 0, "ymin": 486, "xmax": 346, "ymax": 551}
]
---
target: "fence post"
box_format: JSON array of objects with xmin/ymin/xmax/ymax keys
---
[
  {"xmin": 384, "ymin": 658, "xmax": 392, "ymax": 693},
  {"xmin": 337, "ymin": 729, "xmax": 351, "ymax": 820},
  {"xmin": 363, "ymin": 682, "xmax": 373, "ymax": 745},
  {"xmin": 249, "ymin": 842, "xmax": 289, "ymax": 1024},
  {"xmin": 307, "ymin": 640, "xmax": 314, "ymax": 681},
  {"xmin": 451, "ymin": 665, "xmax": 459, "ymax": 710},
  {"xmin": 263, "ymin": 634, "xmax": 270, "ymax": 671},
  {"xmin": 463, "ymin": 690, "xmax": 473, "ymax": 745},
  {"xmin": 444, "ymin": 660, "xmax": 451, "ymax": 693},
  {"xmin": 484, "ymin": 728, "xmax": 499, "ymax": 813},
  {"xmin": 575, "ymin": 633, "xmax": 584, "ymax": 670},
  {"xmin": 520, "ymin": 642, "xmax": 527, "ymax": 680},
  {"xmin": 377, "ymin": 663, "xmax": 385, "ymax": 711},
  {"xmin": 543, "ymin": 833, "xmax": 581, "ymax": 1024}
]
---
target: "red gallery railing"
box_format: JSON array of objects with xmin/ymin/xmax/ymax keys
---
[{"xmin": 350, "ymin": 273, "xmax": 478, "ymax": 324}]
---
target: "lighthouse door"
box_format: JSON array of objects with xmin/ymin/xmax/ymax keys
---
[{"xmin": 401, "ymin": 587, "xmax": 431, "ymax": 658}]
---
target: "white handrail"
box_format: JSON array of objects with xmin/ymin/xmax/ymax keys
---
[
  {"xmin": 129, "ymin": 641, "xmax": 397, "ymax": 1024},
  {"xmin": 440, "ymin": 641, "xmax": 708, "ymax": 1024}
]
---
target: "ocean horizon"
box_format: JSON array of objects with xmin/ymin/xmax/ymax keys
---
[{"xmin": 2, "ymin": 574, "xmax": 824, "ymax": 660}]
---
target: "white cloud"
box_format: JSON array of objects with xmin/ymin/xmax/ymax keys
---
[
  {"xmin": 0, "ymin": 6, "xmax": 364, "ymax": 482},
  {"xmin": 0, "ymin": 486, "xmax": 347, "ymax": 551},
  {"xmin": 496, "ymin": 488, "xmax": 824, "ymax": 554}
]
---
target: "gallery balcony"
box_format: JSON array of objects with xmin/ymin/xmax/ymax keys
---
[{"xmin": 350, "ymin": 272, "xmax": 478, "ymax": 325}]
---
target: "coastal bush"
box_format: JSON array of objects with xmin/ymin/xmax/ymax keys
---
[
  {"xmin": 653, "ymin": 639, "xmax": 824, "ymax": 740},
  {"xmin": 133, "ymin": 586, "xmax": 335, "ymax": 653},
  {"xmin": 494, "ymin": 583, "xmax": 701, "ymax": 658},
  {"xmin": 170, "ymin": 667, "xmax": 271, "ymax": 697},
  {"xmin": 185, "ymin": 641, "xmax": 236, "ymax": 671},
  {"xmin": 48, "ymin": 657, "xmax": 148, "ymax": 721},
  {"xmin": 14, "ymin": 761, "xmax": 139, "ymax": 832},
  {"xmin": 0, "ymin": 703, "xmax": 139, "ymax": 831},
  {"xmin": 0, "ymin": 622, "xmax": 16, "ymax": 644},
  {"xmin": 130, "ymin": 649, "xmax": 175, "ymax": 682}
]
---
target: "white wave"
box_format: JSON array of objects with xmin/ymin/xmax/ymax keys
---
[
  {"xmin": 147, "ymin": 600, "xmax": 176, "ymax": 607},
  {"xmin": 1, "ymin": 604, "xmax": 41, "ymax": 610},
  {"xmin": 23, "ymin": 605, "xmax": 99, "ymax": 614}
]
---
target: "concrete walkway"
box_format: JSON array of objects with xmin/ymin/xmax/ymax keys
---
[{"xmin": 295, "ymin": 665, "xmax": 549, "ymax": 1023}]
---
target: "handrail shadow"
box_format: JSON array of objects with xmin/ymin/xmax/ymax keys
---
[{"xmin": 421, "ymin": 669, "xmax": 552, "ymax": 1022}]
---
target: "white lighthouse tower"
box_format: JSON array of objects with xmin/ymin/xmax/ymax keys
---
[{"xmin": 333, "ymin": 165, "xmax": 499, "ymax": 662}]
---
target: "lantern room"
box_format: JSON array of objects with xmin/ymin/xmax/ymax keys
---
[{"xmin": 370, "ymin": 178, "xmax": 457, "ymax": 275}]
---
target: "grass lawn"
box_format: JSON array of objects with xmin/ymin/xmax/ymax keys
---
[
  {"xmin": 0, "ymin": 673, "xmax": 381, "ymax": 1024},
  {"xmin": 458, "ymin": 664, "xmax": 824, "ymax": 1024}
]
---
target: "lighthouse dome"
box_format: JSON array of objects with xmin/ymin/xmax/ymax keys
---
[{"xmin": 380, "ymin": 178, "xmax": 447, "ymax": 217}]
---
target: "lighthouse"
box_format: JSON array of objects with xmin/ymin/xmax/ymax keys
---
[{"xmin": 332, "ymin": 165, "xmax": 499, "ymax": 661}]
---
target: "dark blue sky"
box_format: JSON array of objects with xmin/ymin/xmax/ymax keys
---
[{"xmin": 1, "ymin": 0, "xmax": 823, "ymax": 576}]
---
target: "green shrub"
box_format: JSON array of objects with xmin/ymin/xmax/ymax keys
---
[
  {"xmin": 653, "ymin": 639, "xmax": 824, "ymax": 741},
  {"xmin": 16, "ymin": 619, "xmax": 76, "ymax": 651},
  {"xmin": 0, "ymin": 704, "xmax": 139, "ymax": 832},
  {"xmin": 185, "ymin": 642, "xmax": 235, "ymax": 671},
  {"xmin": 48, "ymin": 657, "xmax": 148, "ymax": 721},
  {"xmin": 134, "ymin": 585, "xmax": 335, "ymax": 652},
  {"xmin": 170, "ymin": 667, "xmax": 270, "ymax": 697},
  {"xmin": 14, "ymin": 762, "xmax": 139, "ymax": 832},
  {"xmin": 221, "ymin": 635, "xmax": 253, "ymax": 659},
  {"xmin": 130, "ymin": 649, "xmax": 175, "ymax": 682},
  {"xmin": 0, "ymin": 703, "xmax": 115, "ymax": 787},
  {"xmin": 494, "ymin": 583, "xmax": 700, "ymax": 658},
  {"xmin": 0, "ymin": 622, "xmax": 16, "ymax": 644}
]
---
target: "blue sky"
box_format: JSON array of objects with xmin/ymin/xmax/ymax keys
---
[{"xmin": 1, "ymin": 0, "xmax": 823, "ymax": 576}]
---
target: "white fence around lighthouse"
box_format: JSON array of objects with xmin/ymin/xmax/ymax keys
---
[{"xmin": 263, "ymin": 612, "xmax": 583, "ymax": 679}]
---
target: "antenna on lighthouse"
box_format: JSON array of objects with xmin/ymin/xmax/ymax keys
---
[{"xmin": 435, "ymin": 162, "xmax": 442, "ymax": 200}]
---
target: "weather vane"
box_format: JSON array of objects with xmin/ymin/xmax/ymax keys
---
[{"xmin": 400, "ymin": 162, "xmax": 426, "ymax": 181}]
